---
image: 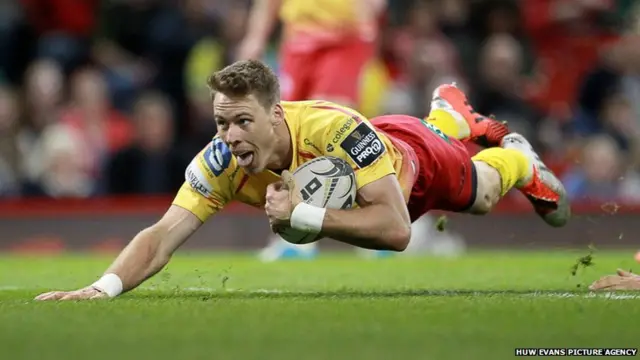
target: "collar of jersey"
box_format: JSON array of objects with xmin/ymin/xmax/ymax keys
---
[{"xmin": 265, "ymin": 110, "xmax": 299, "ymax": 177}]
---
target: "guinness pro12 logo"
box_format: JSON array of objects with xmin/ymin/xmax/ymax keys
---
[{"xmin": 339, "ymin": 122, "xmax": 385, "ymax": 168}]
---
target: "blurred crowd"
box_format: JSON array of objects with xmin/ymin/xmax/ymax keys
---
[{"xmin": 0, "ymin": 0, "xmax": 639, "ymax": 203}]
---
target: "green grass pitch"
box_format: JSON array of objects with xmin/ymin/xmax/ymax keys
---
[{"xmin": 2, "ymin": 250, "xmax": 640, "ymax": 360}]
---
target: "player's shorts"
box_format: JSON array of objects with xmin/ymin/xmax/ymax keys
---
[
  {"xmin": 370, "ymin": 115, "xmax": 478, "ymax": 222},
  {"xmin": 279, "ymin": 37, "xmax": 374, "ymax": 104}
]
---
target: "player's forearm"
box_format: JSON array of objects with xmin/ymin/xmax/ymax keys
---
[
  {"xmin": 103, "ymin": 226, "xmax": 171, "ymax": 292},
  {"xmin": 319, "ymin": 205, "xmax": 411, "ymax": 251},
  {"xmin": 245, "ymin": 0, "xmax": 281, "ymax": 42}
]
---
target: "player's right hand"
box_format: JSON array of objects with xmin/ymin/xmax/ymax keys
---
[
  {"xmin": 34, "ymin": 286, "xmax": 108, "ymax": 301},
  {"xmin": 589, "ymin": 269, "xmax": 640, "ymax": 291}
]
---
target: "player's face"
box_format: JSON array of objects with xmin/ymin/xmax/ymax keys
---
[{"xmin": 213, "ymin": 93, "xmax": 282, "ymax": 174}]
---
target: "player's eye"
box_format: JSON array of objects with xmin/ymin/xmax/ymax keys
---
[{"xmin": 238, "ymin": 118, "xmax": 252, "ymax": 126}]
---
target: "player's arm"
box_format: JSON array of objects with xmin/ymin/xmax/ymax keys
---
[
  {"xmin": 95, "ymin": 169, "xmax": 230, "ymax": 294},
  {"xmin": 95, "ymin": 204, "xmax": 202, "ymax": 294},
  {"xmin": 237, "ymin": 0, "xmax": 282, "ymax": 60},
  {"xmin": 35, "ymin": 144, "xmax": 234, "ymax": 301},
  {"xmin": 96, "ymin": 161, "xmax": 232, "ymax": 295},
  {"xmin": 272, "ymin": 170, "xmax": 411, "ymax": 251},
  {"xmin": 34, "ymin": 195, "xmax": 206, "ymax": 301},
  {"xmin": 318, "ymin": 174, "xmax": 411, "ymax": 251},
  {"xmin": 275, "ymin": 106, "xmax": 411, "ymax": 251}
]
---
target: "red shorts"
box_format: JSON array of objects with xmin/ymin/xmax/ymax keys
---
[
  {"xmin": 371, "ymin": 115, "xmax": 478, "ymax": 222},
  {"xmin": 279, "ymin": 38, "xmax": 375, "ymax": 104}
]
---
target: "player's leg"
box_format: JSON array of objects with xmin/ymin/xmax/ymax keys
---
[
  {"xmin": 421, "ymin": 83, "xmax": 570, "ymax": 226},
  {"xmin": 309, "ymin": 38, "xmax": 375, "ymax": 108},
  {"xmin": 425, "ymin": 83, "xmax": 510, "ymax": 147},
  {"xmin": 278, "ymin": 44, "xmax": 313, "ymax": 102},
  {"xmin": 468, "ymin": 136, "xmax": 570, "ymax": 227}
]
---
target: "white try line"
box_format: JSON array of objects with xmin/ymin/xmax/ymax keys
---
[{"xmin": 2, "ymin": 286, "xmax": 640, "ymax": 300}]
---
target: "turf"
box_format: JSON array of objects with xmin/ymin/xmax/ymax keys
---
[{"xmin": 2, "ymin": 250, "xmax": 640, "ymax": 360}]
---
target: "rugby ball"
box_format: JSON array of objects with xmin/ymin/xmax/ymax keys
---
[{"xmin": 278, "ymin": 156, "xmax": 357, "ymax": 244}]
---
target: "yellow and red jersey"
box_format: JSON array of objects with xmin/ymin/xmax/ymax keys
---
[
  {"xmin": 279, "ymin": 0, "xmax": 383, "ymax": 51},
  {"xmin": 172, "ymin": 100, "xmax": 412, "ymax": 222}
]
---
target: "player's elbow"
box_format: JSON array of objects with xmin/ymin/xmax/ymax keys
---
[{"xmin": 384, "ymin": 222, "xmax": 411, "ymax": 252}]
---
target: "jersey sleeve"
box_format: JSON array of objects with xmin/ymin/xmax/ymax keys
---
[
  {"xmin": 172, "ymin": 138, "xmax": 235, "ymax": 222},
  {"xmin": 315, "ymin": 105, "xmax": 396, "ymax": 190}
]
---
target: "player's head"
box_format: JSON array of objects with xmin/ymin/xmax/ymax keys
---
[{"xmin": 207, "ymin": 60, "xmax": 285, "ymax": 174}]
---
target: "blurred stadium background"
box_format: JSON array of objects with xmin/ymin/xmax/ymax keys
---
[{"xmin": 0, "ymin": 0, "xmax": 639, "ymax": 255}]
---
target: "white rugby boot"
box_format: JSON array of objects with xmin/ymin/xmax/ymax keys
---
[{"xmin": 502, "ymin": 133, "xmax": 571, "ymax": 227}]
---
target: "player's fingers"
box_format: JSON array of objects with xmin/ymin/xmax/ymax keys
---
[
  {"xmin": 616, "ymin": 268, "xmax": 636, "ymax": 277},
  {"xmin": 34, "ymin": 291, "xmax": 65, "ymax": 301},
  {"xmin": 588, "ymin": 276, "xmax": 620, "ymax": 291},
  {"xmin": 265, "ymin": 183, "xmax": 277, "ymax": 200},
  {"xmin": 58, "ymin": 292, "xmax": 81, "ymax": 301},
  {"xmin": 281, "ymin": 170, "xmax": 296, "ymax": 191}
]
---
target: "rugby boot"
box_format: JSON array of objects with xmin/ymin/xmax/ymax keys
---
[
  {"xmin": 430, "ymin": 83, "xmax": 510, "ymax": 147},
  {"xmin": 502, "ymin": 133, "xmax": 571, "ymax": 227}
]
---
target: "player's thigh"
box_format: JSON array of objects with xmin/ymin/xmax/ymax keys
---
[
  {"xmin": 310, "ymin": 39, "xmax": 375, "ymax": 107},
  {"xmin": 279, "ymin": 46, "xmax": 314, "ymax": 101},
  {"xmin": 465, "ymin": 160, "xmax": 502, "ymax": 215},
  {"xmin": 376, "ymin": 116, "xmax": 479, "ymax": 218}
]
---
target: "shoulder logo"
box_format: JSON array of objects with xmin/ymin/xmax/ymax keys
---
[
  {"xmin": 331, "ymin": 116, "xmax": 357, "ymax": 144},
  {"xmin": 204, "ymin": 138, "xmax": 232, "ymax": 176},
  {"xmin": 339, "ymin": 122, "xmax": 385, "ymax": 168},
  {"xmin": 185, "ymin": 162, "xmax": 213, "ymax": 197}
]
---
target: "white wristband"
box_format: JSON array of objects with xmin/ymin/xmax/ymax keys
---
[
  {"xmin": 91, "ymin": 273, "xmax": 123, "ymax": 298},
  {"xmin": 290, "ymin": 203, "xmax": 326, "ymax": 234}
]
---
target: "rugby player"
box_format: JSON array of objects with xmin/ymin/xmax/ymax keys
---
[
  {"xmin": 35, "ymin": 60, "xmax": 570, "ymax": 301},
  {"xmin": 237, "ymin": 0, "xmax": 384, "ymax": 108}
]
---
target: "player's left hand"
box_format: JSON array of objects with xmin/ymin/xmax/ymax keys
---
[
  {"xmin": 589, "ymin": 269, "xmax": 640, "ymax": 291},
  {"xmin": 265, "ymin": 170, "xmax": 302, "ymax": 230},
  {"xmin": 34, "ymin": 286, "xmax": 109, "ymax": 301}
]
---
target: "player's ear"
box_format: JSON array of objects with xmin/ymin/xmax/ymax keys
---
[{"xmin": 272, "ymin": 103, "xmax": 284, "ymax": 126}]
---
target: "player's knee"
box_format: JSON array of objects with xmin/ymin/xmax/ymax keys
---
[{"xmin": 468, "ymin": 161, "xmax": 502, "ymax": 215}]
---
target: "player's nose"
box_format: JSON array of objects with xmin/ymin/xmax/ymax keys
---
[{"xmin": 223, "ymin": 125, "xmax": 243, "ymax": 145}]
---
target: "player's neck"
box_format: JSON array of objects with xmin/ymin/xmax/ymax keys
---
[{"xmin": 266, "ymin": 122, "xmax": 293, "ymax": 173}]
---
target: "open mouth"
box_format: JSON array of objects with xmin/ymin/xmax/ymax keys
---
[{"xmin": 235, "ymin": 151, "xmax": 254, "ymax": 168}]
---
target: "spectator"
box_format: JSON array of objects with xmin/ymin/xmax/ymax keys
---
[
  {"xmin": 384, "ymin": 0, "xmax": 465, "ymax": 116},
  {"xmin": 59, "ymin": 67, "xmax": 134, "ymax": 192},
  {"xmin": 17, "ymin": 59, "xmax": 65, "ymax": 186},
  {"xmin": 105, "ymin": 92, "xmax": 186, "ymax": 195},
  {"xmin": 562, "ymin": 134, "xmax": 640, "ymax": 202},
  {"xmin": 573, "ymin": 35, "xmax": 640, "ymax": 153},
  {"xmin": 472, "ymin": 34, "xmax": 542, "ymax": 148},
  {"xmin": 22, "ymin": 122, "xmax": 94, "ymax": 197},
  {"xmin": 0, "ymin": 86, "xmax": 22, "ymax": 196},
  {"xmin": 20, "ymin": 0, "xmax": 98, "ymax": 73}
]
